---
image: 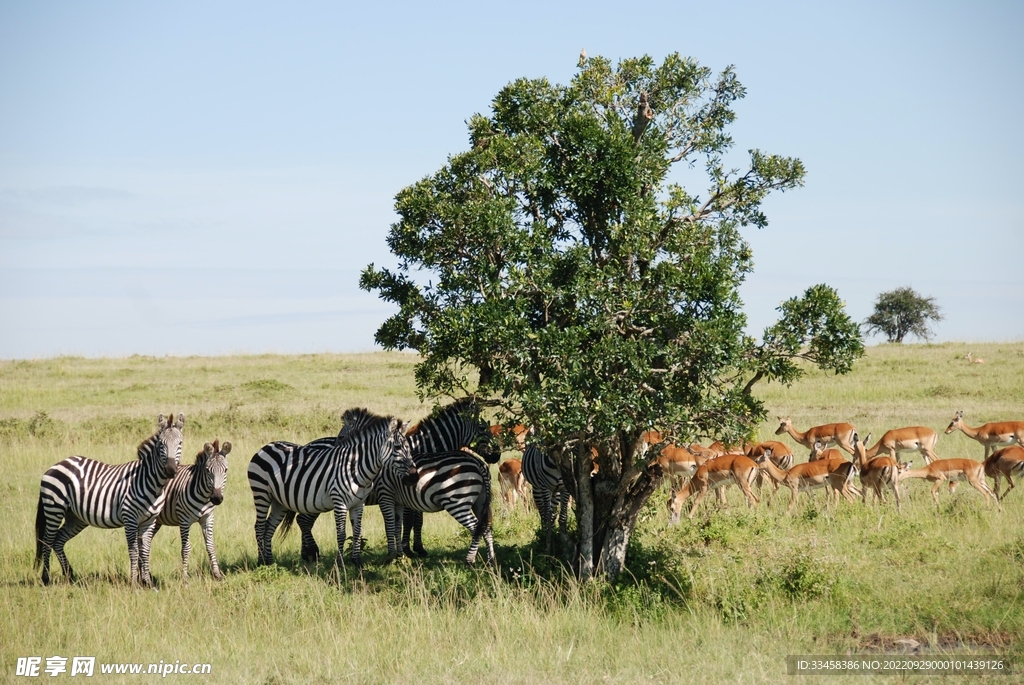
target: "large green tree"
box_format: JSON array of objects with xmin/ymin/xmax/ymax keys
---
[{"xmin": 362, "ymin": 53, "xmax": 864, "ymax": 581}]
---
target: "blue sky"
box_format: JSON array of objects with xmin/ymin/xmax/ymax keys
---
[{"xmin": 1, "ymin": 0, "xmax": 1021, "ymax": 358}]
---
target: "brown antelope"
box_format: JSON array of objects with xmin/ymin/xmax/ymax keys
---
[
  {"xmin": 754, "ymin": 443, "xmax": 859, "ymax": 514},
  {"xmin": 666, "ymin": 454, "xmax": 760, "ymax": 523},
  {"xmin": 983, "ymin": 445, "xmax": 1024, "ymax": 501},
  {"xmin": 649, "ymin": 443, "xmax": 708, "ymax": 485},
  {"xmin": 497, "ymin": 458, "xmax": 528, "ymax": 509},
  {"xmin": 746, "ymin": 441, "xmax": 794, "ymax": 494},
  {"xmin": 775, "ymin": 417, "xmax": 857, "ymax": 455},
  {"xmin": 945, "ymin": 411, "xmax": 1024, "ymax": 460},
  {"xmin": 706, "ymin": 440, "xmax": 750, "ymax": 457},
  {"xmin": 746, "ymin": 441, "xmax": 794, "ymax": 469},
  {"xmin": 808, "ymin": 442, "xmax": 845, "ymax": 462},
  {"xmin": 638, "ymin": 430, "xmax": 664, "ymax": 457},
  {"xmin": 489, "ymin": 424, "xmax": 531, "ymax": 452},
  {"xmin": 853, "ymin": 433, "xmax": 910, "ymax": 512},
  {"xmin": 901, "ymin": 457, "xmax": 1000, "ymax": 509},
  {"xmin": 863, "ymin": 426, "xmax": 939, "ymax": 464},
  {"xmin": 965, "ymin": 352, "xmax": 985, "ymax": 364}
]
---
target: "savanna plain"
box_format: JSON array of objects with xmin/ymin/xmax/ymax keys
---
[{"xmin": 1, "ymin": 342, "xmax": 1023, "ymax": 684}]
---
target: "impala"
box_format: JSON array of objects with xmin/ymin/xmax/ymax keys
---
[
  {"xmin": 755, "ymin": 443, "xmax": 859, "ymax": 514},
  {"xmin": 863, "ymin": 426, "xmax": 939, "ymax": 464},
  {"xmin": 983, "ymin": 446, "xmax": 1024, "ymax": 501},
  {"xmin": 666, "ymin": 454, "xmax": 760, "ymax": 523},
  {"xmin": 775, "ymin": 417, "xmax": 857, "ymax": 455},
  {"xmin": 808, "ymin": 442, "xmax": 845, "ymax": 463},
  {"xmin": 901, "ymin": 457, "xmax": 1000, "ymax": 509},
  {"xmin": 853, "ymin": 433, "xmax": 910, "ymax": 511},
  {"xmin": 746, "ymin": 441, "xmax": 794, "ymax": 494},
  {"xmin": 648, "ymin": 443, "xmax": 708, "ymax": 485},
  {"xmin": 945, "ymin": 411, "xmax": 1024, "ymax": 460},
  {"xmin": 706, "ymin": 440, "xmax": 749, "ymax": 457},
  {"xmin": 490, "ymin": 424, "xmax": 531, "ymax": 452},
  {"xmin": 746, "ymin": 441, "xmax": 794, "ymax": 469},
  {"xmin": 497, "ymin": 458, "xmax": 528, "ymax": 509}
]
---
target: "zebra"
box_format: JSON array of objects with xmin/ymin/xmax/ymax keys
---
[
  {"xmin": 291, "ymin": 398, "xmax": 501, "ymax": 561},
  {"xmin": 522, "ymin": 444, "xmax": 570, "ymax": 552},
  {"xmin": 34, "ymin": 413, "xmax": 184, "ymax": 586},
  {"xmin": 140, "ymin": 439, "xmax": 231, "ymax": 580},
  {"xmin": 248, "ymin": 409, "xmax": 415, "ymax": 569},
  {"xmin": 378, "ymin": 449, "xmax": 496, "ymax": 565}
]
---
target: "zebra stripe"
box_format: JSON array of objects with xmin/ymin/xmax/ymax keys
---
[
  {"xmin": 292, "ymin": 399, "xmax": 499, "ymax": 562},
  {"xmin": 377, "ymin": 450, "xmax": 495, "ymax": 564},
  {"xmin": 142, "ymin": 440, "xmax": 231, "ymax": 580},
  {"xmin": 34, "ymin": 413, "xmax": 184, "ymax": 586},
  {"xmin": 522, "ymin": 444, "xmax": 569, "ymax": 551},
  {"xmin": 248, "ymin": 409, "xmax": 414, "ymax": 569}
]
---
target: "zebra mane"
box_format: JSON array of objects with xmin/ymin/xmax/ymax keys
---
[
  {"xmin": 407, "ymin": 398, "xmax": 478, "ymax": 437},
  {"xmin": 335, "ymin": 408, "xmax": 394, "ymax": 444}
]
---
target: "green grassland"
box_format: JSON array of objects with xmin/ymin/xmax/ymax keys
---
[{"xmin": 1, "ymin": 343, "xmax": 1023, "ymax": 683}]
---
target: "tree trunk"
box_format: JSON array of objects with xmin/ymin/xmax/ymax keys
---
[
  {"xmin": 595, "ymin": 466, "xmax": 662, "ymax": 581},
  {"xmin": 575, "ymin": 439, "xmax": 595, "ymax": 581}
]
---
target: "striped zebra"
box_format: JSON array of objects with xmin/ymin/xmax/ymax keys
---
[
  {"xmin": 248, "ymin": 409, "xmax": 414, "ymax": 569},
  {"xmin": 34, "ymin": 413, "xmax": 185, "ymax": 586},
  {"xmin": 522, "ymin": 444, "xmax": 570, "ymax": 552},
  {"xmin": 292, "ymin": 398, "xmax": 500, "ymax": 561},
  {"xmin": 141, "ymin": 440, "xmax": 231, "ymax": 580},
  {"xmin": 378, "ymin": 450, "xmax": 495, "ymax": 564}
]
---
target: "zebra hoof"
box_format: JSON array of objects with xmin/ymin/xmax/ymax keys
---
[
  {"xmin": 300, "ymin": 549, "xmax": 319, "ymax": 563},
  {"xmin": 414, "ymin": 546, "xmax": 428, "ymax": 558}
]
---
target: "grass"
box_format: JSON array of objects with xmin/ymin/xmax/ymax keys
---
[{"xmin": 1, "ymin": 343, "xmax": 1023, "ymax": 683}]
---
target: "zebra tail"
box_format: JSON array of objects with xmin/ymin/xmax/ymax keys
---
[
  {"xmin": 472, "ymin": 471, "xmax": 493, "ymax": 541},
  {"xmin": 277, "ymin": 511, "xmax": 296, "ymax": 539},
  {"xmin": 33, "ymin": 492, "xmax": 47, "ymax": 570}
]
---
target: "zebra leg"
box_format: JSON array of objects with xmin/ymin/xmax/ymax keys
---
[
  {"xmin": 403, "ymin": 509, "xmax": 426, "ymax": 557},
  {"xmin": 199, "ymin": 511, "xmax": 223, "ymax": 580},
  {"xmin": 136, "ymin": 516, "xmax": 159, "ymax": 587},
  {"xmin": 444, "ymin": 503, "xmax": 483, "ymax": 564},
  {"xmin": 50, "ymin": 516, "xmax": 87, "ymax": 584},
  {"xmin": 349, "ymin": 503, "xmax": 365, "ymax": 568},
  {"xmin": 296, "ymin": 513, "xmax": 321, "ymax": 562},
  {"xmin": 332, "ymin": 504, "xmax": 349, "ymax": 570},
  {"xmin": 253, "ymin": 494, "xmax": 271, "ymax": 566},
  {"xmin": 259, "ymin": 503, "xmax": 288, "ymax": 566},
  {"xmin": 177, "ymin": 522, "xmax": 192, "ymax": 580},
  {"xmin": 379, "ymin": 497, "xmax": 402, "ymax": 561},
  {"xmin": 124, "ymin": 518, "xmax": 143, "ymax": 586},
  {"xmin": 532, "ymin": 487, "xmax": 554, "ymax": 553}
]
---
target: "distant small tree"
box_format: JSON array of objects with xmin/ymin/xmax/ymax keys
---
[{"xmin": 863, "ymin": 287, "xmax": 942, "ymax": 343}]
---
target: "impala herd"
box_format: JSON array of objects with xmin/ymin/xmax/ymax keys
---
[{"xmin": 657, "ymin": 412, "xmax": 1024, "ymax": 522}]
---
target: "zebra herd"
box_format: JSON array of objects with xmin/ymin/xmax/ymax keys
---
[{"xmin": 33, "ymin": 400, "xmax": 509, "ymax": 585}]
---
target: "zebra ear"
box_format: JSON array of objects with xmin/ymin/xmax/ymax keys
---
[
  {"xmin": 174, "ymin": 413, "xmax": 185, "ymax": 429},
  {"xmin": 220, "ymin": 441, "xmax": 232, "ymax": 456},
  {"xmin": 204, "ymin": 442, "xmax": 215, "ymax": 456},
  {"xmin": 157, "ymin": 414, "xmax": 169, "ymax": 430}
]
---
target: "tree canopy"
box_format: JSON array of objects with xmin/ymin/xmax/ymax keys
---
[
  {"xmin": 863, "ymin": 287, "xmax": 942, "ymax": 343},
  {"xmin": 361, "ymin": 53, "xmax": 864, "ymax": 580}
]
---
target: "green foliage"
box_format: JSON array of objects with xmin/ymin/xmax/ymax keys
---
[
  {"xmin": 362, "ymin": 52, "xmax": 863, "ymax": 455},
  {"xmin": 863, "ymin": 286, "xmax": 943, "ymax": 343}
]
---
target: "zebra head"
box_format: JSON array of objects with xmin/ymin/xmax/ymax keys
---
[
  {"xmin": 389, "ymin": 419, "xmax": 418, "ymax": 486},
  {"xmin": 199, "ymin": 439, "xmax": 231, "ymax": 505},
  {"xmin": 152, "ymin": 413, "xmax": 185, "ymax": 478}
]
